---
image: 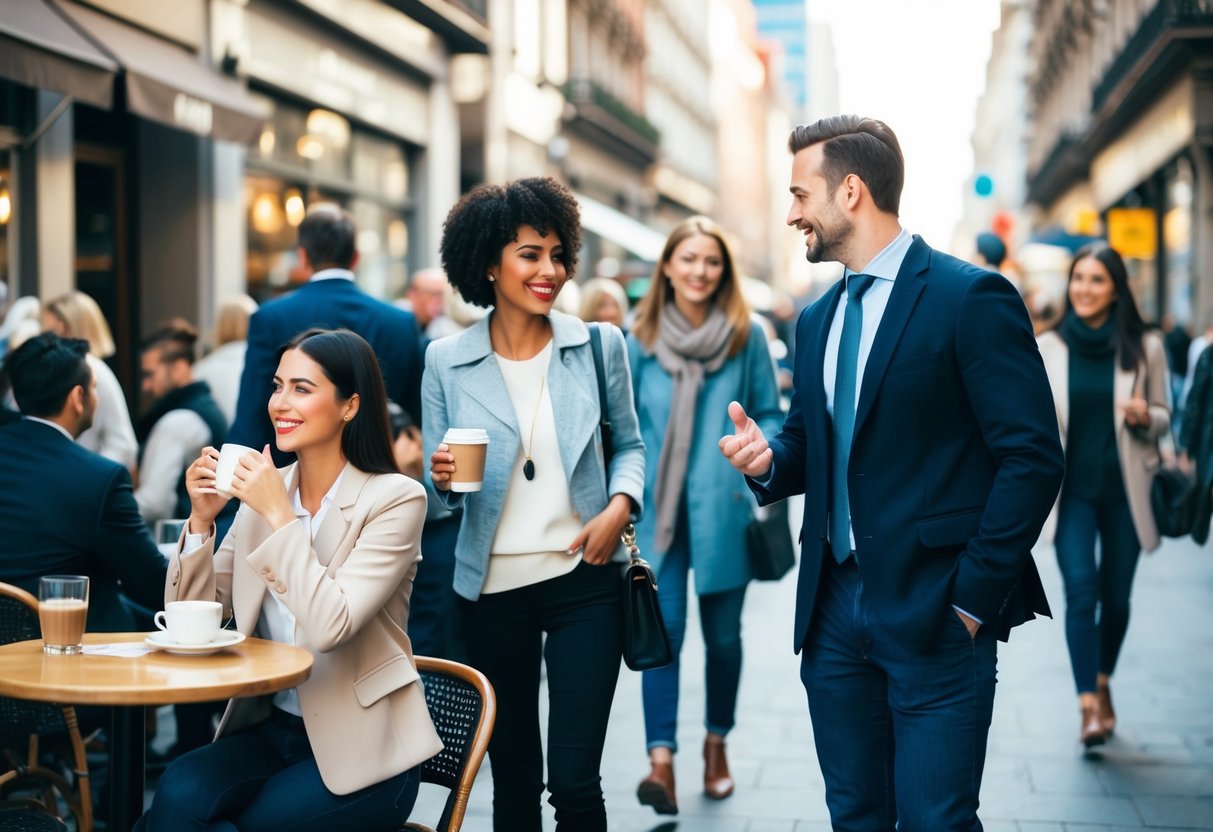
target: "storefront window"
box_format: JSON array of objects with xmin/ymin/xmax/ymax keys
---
[
  {"xmin": 1165, "ymin": 156, "xmax": 1194, "ymax": 327},
  {"xmin": 245, "ymin": 95, "xmax": 414, "ymax": 303}
]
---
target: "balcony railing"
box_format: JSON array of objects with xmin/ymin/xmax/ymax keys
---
[
  {"xmin": 450, "ymin": 0, "xmax": 487, "ymax": 21},
  {"xmin": 1092, "ymin": 0, "xmax": 1213, "ymax": 111},
  {"xmin": 561, "ymin": 79, "xmax": 660, "ymax": 166}
]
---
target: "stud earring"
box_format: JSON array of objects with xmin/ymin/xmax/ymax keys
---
[
  {"xmin": 343, "ymin": 415, "xmax": 350, "ymax": 421},
  {"xmin": 487, "ymin": 274, "xmax": 496, "ymax": 282}
]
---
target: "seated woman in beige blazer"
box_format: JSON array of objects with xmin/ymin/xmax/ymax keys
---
[{"xmin": 137, "ymin": 328, "xmax": 441, "ymax": 832}]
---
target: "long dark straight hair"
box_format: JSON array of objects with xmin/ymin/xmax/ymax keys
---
[
  {"xmin": 277, "ymin": 328, "xmax": 398, "ymax": 475},
  {"xmin": 1062, "ymin": 242, "xmax": 1146, "ymax": 372}
]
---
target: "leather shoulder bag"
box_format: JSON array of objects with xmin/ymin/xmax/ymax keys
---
[{"xmin": 588, "ymin": 323, "xmax": 672, "ymax": 671}]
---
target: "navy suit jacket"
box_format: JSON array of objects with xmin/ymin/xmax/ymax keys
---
[
  {"xmin": 229, "ymin": 278, "xmax": 423, "ymax": 466},
  {"xmin": 752, "ymin": 237, "xmax": 1064, "ymax": 652},
  {"xmin": 0, "ymin": 419, "xmax": 168, "ymax": 632}
]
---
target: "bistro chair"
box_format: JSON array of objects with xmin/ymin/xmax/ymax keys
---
[
  {"xmin": 0, "ymin": 584, "xmax": 92, "ymax": 832},
  {"xmin": 0, "ymin": 809, "xmax": 68, "ymax": 831},
  {"xmin": 401, "ymin": 656, "xmax": 496, "ymax": 832}
]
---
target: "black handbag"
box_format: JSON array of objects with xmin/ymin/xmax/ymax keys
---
[
  {"xmin": 737, "ymin": 336, "xmax": 796, "ymax": 581},
  {"xmin": 1135, "ymin": 366, "xmax": 1197, "ymax": 538},
  {"xmin": 588, "ymin": 323, "xmax": 673, "ymax": 671},
  {"xmin": 1152, "ymin": 463, "xmax": 1197, "ymax": 538},
  {"xmin": 746, "ymin": 501, "xmax": 796, "ymax": 581}
]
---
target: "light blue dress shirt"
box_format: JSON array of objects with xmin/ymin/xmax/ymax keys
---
[{"xmin": 823, "ymin": 228, "xmax": 913, "ymax": 417}]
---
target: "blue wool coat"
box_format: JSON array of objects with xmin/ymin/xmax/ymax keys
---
[
  {"xmin": 423, "ymin": 311, "xmax": 646, "ymax": 600},
  {"xmin": 627, "ymin": 319, "xmax": 784, "ymax": 595}
]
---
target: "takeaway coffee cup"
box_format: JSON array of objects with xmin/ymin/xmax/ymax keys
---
[
  {"xmin": 213, "ymin": 443, "xmax": 257, "ymax": 498},
  {"xmin": 39, "ymin": 575, "xmax": 89, "ymax": 655},
  {"xmin": 443, "ymin": 428, "xmax": 490, "ymax": 492},
  {"xmin": 154, "ymin": 600, "xmax": 222, "ymax": 645}
]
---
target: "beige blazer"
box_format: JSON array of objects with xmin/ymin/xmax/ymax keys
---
[
  {"xmin": 166, "ymin": 463, "xmax": 443, "ymax": 795},
  {"xmin": 1037, "ymin": 329, "xmax": 1170, "ymax": 552}
]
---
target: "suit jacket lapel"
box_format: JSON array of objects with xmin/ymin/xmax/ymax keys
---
[
  {"xmin": 547, "ymin": 346, "xmax": 598, "ymax": 481},
  {"xmin": 810, "ymin": 281, "xmax": 845, "ymax": 454},
  {"xmin": 853, "ymin": 239, "xmax": 928, "ymax": 440},
  {"xmin": 313, "ymin": 463, "xmax": 367, "ymax": 570}
]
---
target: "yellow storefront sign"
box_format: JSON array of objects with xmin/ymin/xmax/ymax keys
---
[{"xmin": 1107, "ymin": 208, "xmax": 1157, "ymax": 259}]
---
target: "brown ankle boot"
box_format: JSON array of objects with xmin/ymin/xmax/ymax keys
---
[
  {"xmin": 1080, "ymin": 701, "xmax": 1107, "ymax": 748},
  {"xmin": 703, "ymin": 736, "xmax": 735, "ymax": 799},
  {"xmin": 637, "ymin": 761, "xmax": 678, "ymax": 815},
  {"xmin": 1097, "ymin": 677, "xmax": 1116, "ymax": 735}
]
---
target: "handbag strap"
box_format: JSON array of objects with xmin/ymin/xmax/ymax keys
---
[
  {"xmin": 1131, "ymin": 345, "xmax": 1177, "ymax": 449},
  {"xmin": 588, "ymin": 322, "xmax": 640, "ymax": 562}
]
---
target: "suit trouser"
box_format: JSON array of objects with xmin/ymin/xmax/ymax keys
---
[
  {"xmin": 800, "ymin": 556, "xmax": 997, "ymax": 832},
  {"xmin": 460, "ymin": 560, "xmax": 623, "ymax": 832}
]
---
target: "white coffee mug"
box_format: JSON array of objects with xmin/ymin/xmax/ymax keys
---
[
  {"xmin": 213, "ymin": 443, "xmax": 257, "ymax": 497},
  {"xmin": 154, "ymin": 600, "xmax": 222, "ymax": 645}
]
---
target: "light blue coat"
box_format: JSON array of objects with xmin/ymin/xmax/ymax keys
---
[
  {"xmin": 423, "ymin": 311, "xmax": 646, "ymax": 600},
  {"xmin": 627, "ymin": 320, "xmax": 784, "ymax": 595}
]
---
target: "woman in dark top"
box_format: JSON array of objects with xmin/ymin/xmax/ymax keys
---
[{"xmin": 1036, "ymin": 243, "xmax": 1169, "ymax": 748}]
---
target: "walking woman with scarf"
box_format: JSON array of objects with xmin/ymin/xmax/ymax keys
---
[
  {"xmin": 1037, "ymin": 242, "xmax": 1170, "ymax": 748},
  {"xmin": 626, "ymin": 215, "xmax": 783, "ymax": 815}
]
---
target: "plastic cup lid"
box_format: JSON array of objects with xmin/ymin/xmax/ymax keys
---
[{"xmin": 443, "ymin": 428, "xmax": 490, "ymax": 444}]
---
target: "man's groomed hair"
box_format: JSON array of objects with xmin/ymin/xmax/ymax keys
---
[
  {"xmin": 4, "ymin": 332, "xmax": 91, "ymax": 417},
  {"xmin": 788, "ymin": 115, "xmax": 905, "ymax": 215}
]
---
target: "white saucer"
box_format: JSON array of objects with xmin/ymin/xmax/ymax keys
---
[{"xmin": 144, "ymin": 630, "xmax": 245, "ymax": 656}]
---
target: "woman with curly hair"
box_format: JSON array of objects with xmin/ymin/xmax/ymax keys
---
[{"xmin": 423, "ymin": 177, "xmax": 645, "ymax": 831}]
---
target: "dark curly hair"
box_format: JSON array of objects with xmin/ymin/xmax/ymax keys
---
[{"xmin": 439, "ymin": 177, "xmax": 582, "ymax": 308}]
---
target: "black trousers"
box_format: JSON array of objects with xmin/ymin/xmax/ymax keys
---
[{"xmin": 460, "ymin": 560, "xmax": 623, "ymax": 832}]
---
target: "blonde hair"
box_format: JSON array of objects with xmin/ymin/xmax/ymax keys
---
[
  {"xmin": 578, "ymin": 277, "xmax": 629, "ymax": 326},
  {"xmin": 631, "ymin": 216, "xmax": 751, "ymax": 357},
  {"xmin": 43, "ymin": 290, "xmax": 115, "ymax": 359},
  {"xmin": 211, "ymin": 294, "xmax": 259, "ymax": 348}
]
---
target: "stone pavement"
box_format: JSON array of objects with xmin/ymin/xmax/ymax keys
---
[{"xmin": 411, "ymin": 501, "xmax": 1213, "ymax": 831}]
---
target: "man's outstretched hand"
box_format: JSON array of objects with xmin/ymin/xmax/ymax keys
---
[{"xmin": 719, "ymin": 401, "xmax": 773, "ymax": 478}]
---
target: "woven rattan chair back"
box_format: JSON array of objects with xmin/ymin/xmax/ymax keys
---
[
  {"xmin": 401, "ymin": 656, "xmax": 496, "ymax": 832},
  {"xmin": 0, "ymin": 809, "xmax": 68, "ymax": 831},
  {"xmin": 0, "ymin": 584, "xmax": 92, "ymax": 832}
]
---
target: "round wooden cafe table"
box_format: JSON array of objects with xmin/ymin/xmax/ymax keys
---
[{"xmin": 0, "ymin": 632, "xmax": 312, "ymax": 831}]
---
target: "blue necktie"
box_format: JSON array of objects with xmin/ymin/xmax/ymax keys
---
[{"xmin": 830, "ymin": 273, "xmax": 876, "ymax": 563}]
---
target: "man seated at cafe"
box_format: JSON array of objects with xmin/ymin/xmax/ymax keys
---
[{"xmin": 0, "ymin": 333, "xmax": 166, "ymax": 632}]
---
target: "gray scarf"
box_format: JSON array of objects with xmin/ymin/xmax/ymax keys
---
[{"xmin": 650, "ymin": 304, "xmax": 733, "ymax": 554}]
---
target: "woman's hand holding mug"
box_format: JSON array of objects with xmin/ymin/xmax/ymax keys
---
[{"xmin": 184, "ymin": 446, "xmax": 228, "ymax": 535}]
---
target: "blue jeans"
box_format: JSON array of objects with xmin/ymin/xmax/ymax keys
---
[
  {"xmin": 1054, "ymin": 484, "xmax": 1142, "ymax": 693},
  {"xmin": 134, "ymin": 709, "xmax": 420, "ymax": 832},
  {"xmin": 641, "ymin": 519, "xmax": 747, "ymax": 752},
  {"xmin": 801, "ymin": 557, "xmax": 996, "ymax": 832}
]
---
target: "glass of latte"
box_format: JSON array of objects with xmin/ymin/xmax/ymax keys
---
[{"xmin": 38, "ymin": 575, "xmax": 89, "ymax": 655}]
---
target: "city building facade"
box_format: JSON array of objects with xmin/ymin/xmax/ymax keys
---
[{"xmin": 1024, "ymin": 0, "xmax": 1213, "ymax": 327}]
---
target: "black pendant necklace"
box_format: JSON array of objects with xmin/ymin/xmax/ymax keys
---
[{"xmin": 521, "ymin": 374, "xmax": 544, "ymax": 482}]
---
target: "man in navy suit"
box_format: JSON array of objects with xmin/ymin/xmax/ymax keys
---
[
  {"xmin": 721, "ymin": 116, "xmax": 1064, "ymax": 830},
  {"xmin": 0, "ymin": 333, "xmax": 167, "ymax": 633},
  {"xmin": 229, "ymin": 203, "xmax": 423, "ymax": 466}
]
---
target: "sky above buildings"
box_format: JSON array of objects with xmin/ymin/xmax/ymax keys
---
[{"xmin": 807, "ymin": 0, "xmax": 1001, "ymax": 254}]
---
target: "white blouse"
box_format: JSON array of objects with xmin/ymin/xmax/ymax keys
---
[{"xmin": 484, "ymin": 341, "xmax": 583, "ymax": 593}]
